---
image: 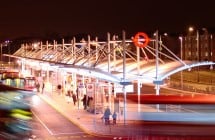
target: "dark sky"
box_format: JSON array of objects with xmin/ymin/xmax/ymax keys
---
[{"xmin": 0, "ymin": 0, "xmax": 214, "ymax": 40}]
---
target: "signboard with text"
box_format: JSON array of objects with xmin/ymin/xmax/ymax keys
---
[{"xmin": 86, "ymin": 83, "xmax": 94, "ymax": 97}]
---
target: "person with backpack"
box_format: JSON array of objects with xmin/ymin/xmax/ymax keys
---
[
  {"xmin": 103, "ymin": 107, "xmax": 111, "ymax": 125},
  {"xmin": 112, "ymin": 111, "xmax": 117, "ymax": 125}
]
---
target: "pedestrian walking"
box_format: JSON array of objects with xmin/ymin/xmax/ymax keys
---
[
  {"xmin": 103, "ymin": 107, "xmax": 111, "ymax": 125},
  {"xmin": 66, "ymin": 90, "xmax": 72, "ymax": 103},
  {"xmin": 72, "ymin": 93, "xmax": 77, "ymax": 106},
  {"xmin": 82, "ymin": 95, "xmax": 87, "ymax": 109},
  {"xmin": 35, "ymin": 81, "xmax": 40, "ymax": 93},
  {"xmin": 112, "ymin": 111, "xmax": 117, "ymax": 125},
  {"xmin": 57, "ymin": 84, "xmax": 62, "ymax": 96},
  {"xmin": 41, "ymin": 82, "xmax": 45, "ymax": 94}
]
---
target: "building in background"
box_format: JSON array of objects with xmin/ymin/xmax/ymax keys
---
[{"xmin": 183, "ymin": 32, "xmax": 215, "ymax": 62}]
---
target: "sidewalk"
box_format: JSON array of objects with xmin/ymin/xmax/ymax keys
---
[{"xmin": 37, "ymin": 91, "xmax": 146, "ymax": 137}]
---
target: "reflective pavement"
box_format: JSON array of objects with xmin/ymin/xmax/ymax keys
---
[{"xmin": 37, "ymin": 91, "xmax": 146, "ymax": 138}]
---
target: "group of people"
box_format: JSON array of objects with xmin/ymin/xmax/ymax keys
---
[
  {"xmin": 39, "ymin": 83, "xmax": 117, "ymax": 125},
  {"xmin": 56, "ymin": 83, "xmax": 77, "ymax": 105},
  {"xmin": 66, "ymin": 90, "xmax": 77, "ymax": 105},
  {"xmin": 103, "ymin": 107, "xmax": 117, "ymax": 125},
  {"xmin": 36, "ymin": 82, "xmax": 117, "ymax": 125},
  {"xmin": 81, "ymin": 95, "xmax": 94, "ymax": 110}
]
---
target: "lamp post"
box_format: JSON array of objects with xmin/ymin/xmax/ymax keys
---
[
  {"xmin": 196, "ymin": 30, "xmax": 200, "ymax": 83},
  {"xmin": 210, "ymin": 65, "xmax": 213, "ymax": 84},
  {"xmin": 210, "ymin": 34, "xmax": 213, "ymax": 84},
  {"xmin": 0, "ymin": 43, "xmax": 2, "ymax": 70},
  {"xmin": 0, "ymin": 43, "xmax": 2, "ymax": 62},
  {"xmin": 189, "ymin": 27, "xmax": 199, "ymax": 82},
  {"xmin": 179, "ymin": 36, "xmax": 183, "ymax": 89},
  {"xmin": 156, "ymin": 33, "xmax": 168, "ymax": 59},
  {"xmin": 188, "ymin": 27, "xmax": 199, "ymax": 61}
]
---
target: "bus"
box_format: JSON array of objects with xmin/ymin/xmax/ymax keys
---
[
  {"xmin": 0, "ymin": 84, "xmax": 35, "ymax": 139},
  {"xmin": 0, "ymin": 71, "xmax": 37, "ymax": 91}
]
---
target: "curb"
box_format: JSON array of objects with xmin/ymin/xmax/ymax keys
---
[{"xmin": 38, "ymin": 94, "xmax": 115, "ymax": 138}]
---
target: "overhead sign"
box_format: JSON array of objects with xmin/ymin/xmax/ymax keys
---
[
  {"xmin": 153, "ymin": 80, "xmax": 164, "ymax": 85},
  {"xmin": 119, "ymin": 81, "xmax": 132, "ymax": 85},
  {"xmin": 133, "ymin": 32, "xmax": 150, "ymax": 48},
  {"xmin": 86, "ymin": 83, "xmax": 94, "ymax": 97}
]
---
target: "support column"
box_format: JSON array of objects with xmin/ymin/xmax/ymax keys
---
[
  {"xmin": 155, "ymin": 30, "xmax": 160, "ymax": 111},
  {"xmin": 122, "ymin": 30, "xmax": 127, "ymax": 125}
]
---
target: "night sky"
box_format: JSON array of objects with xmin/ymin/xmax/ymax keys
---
[{"xmin": 0, "ymin": 0, "xmax": 214, "ymax": 40}]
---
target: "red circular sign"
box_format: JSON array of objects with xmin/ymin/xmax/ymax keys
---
[{"xmin": 133, "ymin": 32, "xmax": 150, "ymax": 48}]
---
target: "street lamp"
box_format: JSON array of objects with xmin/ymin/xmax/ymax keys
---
[
  {"xmin": 0, "ymin": 43, "xmax": 2, "ymax": 63},
  {"xmin": 189, "ymin": 27, "xmax": 194, "ymax": 32},
  {"xmin": 210, "ymin": 34, "xmax": 213, "ymax": 62},
  {"xmin": 179, "ymin": 36, "xmax": 183, "ymax": 60},
  {"xmin": 188, "ymin": 26, "xmax": 199, "ymax": 82},
  {"xmin": 155, "ymin": 32, "xmax": 168, "ymax": 59},
  {"xmin": 179, "ymin": 36, "xmax": 183, "ymax": 89},
  {"xmin": 0, "ymin": 43, "xmax": 2, "ymax": 71},
  {"xmin": 188, "ymin": 26, "xmax": 199, "ymax": 61},
  {"xmin": 210, "ymin": 65, "xmax": 213, "ymax": 84}
]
